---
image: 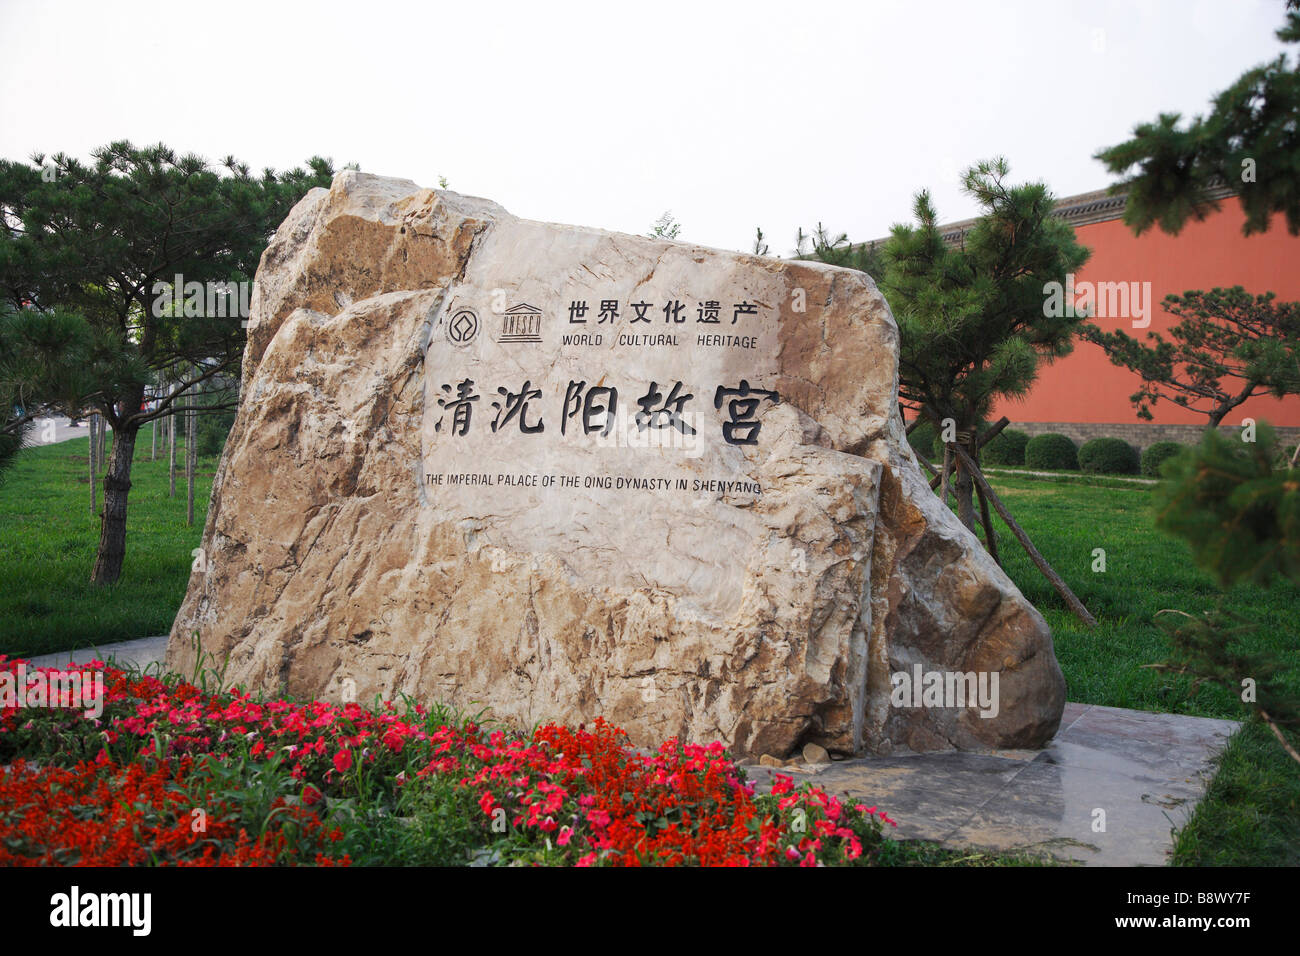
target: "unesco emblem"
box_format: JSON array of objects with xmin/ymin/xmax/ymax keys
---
[{"xmin": 446, "ymin": 308, "xmax": 479, "ymax": 347}]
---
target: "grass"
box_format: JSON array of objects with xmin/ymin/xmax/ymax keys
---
[
  {"xmin": 986, "ymin": 474, "xmax": 1299, "ymax": 866},
  {"xmin": 986, "ymin": 474, "xmax": 1295, "ymax": 720},
  {"xmin": 0, "ymin": 435, "xmax": 215, "ymax": 657},
  {"xmin": 0, "ymin": 440, "xmax": 1295, "ymax": 864},
  {"xmin": 1168, "ymin": 723, "xmax": 1300, "ymax": 866}
]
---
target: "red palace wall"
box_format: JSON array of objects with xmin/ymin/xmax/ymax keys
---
[{"xmin": 991, "ymin": 201, "xmax": 1300, "ymax": 432}]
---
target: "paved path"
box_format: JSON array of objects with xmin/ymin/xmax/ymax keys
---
[
  {"xmin": 745, "ymin": 702, "xmax": 1238, "ymax": 866},
  {"xmin": 984, "ymin": 466, "xmax": 1157, "ymax": 486},
  {"xmin": 21, "ymin": 636, "xmax": 1237, "ymax": 866},
  {"xmin": 25, "ymin": 634, "xmax": 169, "ymax": 671},
  {"xmin": 23, "ymin": 416, "xmax": 99, "ymax": 446}
]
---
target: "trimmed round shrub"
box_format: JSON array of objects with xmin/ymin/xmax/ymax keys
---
[
  {"xmin": 1141, "ymin": 440, "xmax": 1187, "ymax": 477},
  {"xmin": 1079, "ymin": 437, "xmax": 1139, "ymax": 475},
  {"xmin": 982, "ymin": 429, "xmax": 1030, "ymax": 466},
  {"xmin": 1024, "ymin": 433, "xmax": 1079, "ymax": 471}
]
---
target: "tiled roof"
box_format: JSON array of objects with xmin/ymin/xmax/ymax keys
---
[{"xmin": 858, "ymin": 181, "xmax": 1239, "ymax": 248}]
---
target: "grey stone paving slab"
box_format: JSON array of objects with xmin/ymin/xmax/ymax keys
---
[
  {"xmin": 744, "ymin": 703, "xmax": 1240, "ymax": 867},
  {"xmin": 23, "ymin": 634, "xmax": 169, "ymax": 672}
]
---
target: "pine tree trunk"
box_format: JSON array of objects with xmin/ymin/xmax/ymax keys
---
[
  {"xmin": 169, "ymin": 413, "xmax": 177, "ymax": 498},
  {"xmin": 90, "ymin": 422, "xmax": 138, "ymax": 586},
  {"xmin": 955, "ymin": 460, "xmax": 976, "ymax": 530}
]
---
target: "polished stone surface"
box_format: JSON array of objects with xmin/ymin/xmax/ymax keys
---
[{"xmin": 744, "ymin": 702, "xmax": 1240, "ymax": 866}]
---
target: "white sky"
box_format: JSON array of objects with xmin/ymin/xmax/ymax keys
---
[{"xmin": 0, "ymin": 0, "xmax": 1291, "ymax": 254}]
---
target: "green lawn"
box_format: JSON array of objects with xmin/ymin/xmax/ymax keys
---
[
  {"xmin": 0, "ymin": 443, "xmax": 1295, "ymax": 864},
  {"xmin": 0, "ymin": 435, "xmax": 214, "ymax": 656},
  {"xmin": 986, "ymin": 472, "xmax": 1299, "ymax": 866}
]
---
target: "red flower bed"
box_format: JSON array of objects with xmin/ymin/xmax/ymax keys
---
[
  {"xmin": 0, "ymin": 655, "xmax": 895, "ymax": 866},
  {"xmin": 0, "ymin": 755, "xmax": 346, "ymax": 866}
]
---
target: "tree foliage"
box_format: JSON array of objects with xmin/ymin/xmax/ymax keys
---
[
  {"xmin": 1095, "ymin": 1, "xmax": 1300, "ymax": 236},
  {"xmin": 647, "ymin": 211, "xmax": 681, "ymax": 240},
  {"xmin": 795, "ymin": 223, "xmax": 885, "ymax": 274},
  {"xmin": 1152, "ymin": 424, "xmax": 1300, "ymax": 760},
  {"xmin": 1084, "ymin": 286, "xmax": 1300, "ymax": 428},
  {"xmin": 879, "ymin": 159, "xmax": 1091, "ymax": 435},
  {"xmin": 1155, "ymin": 423, "xmax": 1299, "ymax": 587},
  {"xmin": 0, "ymin": 141, "xmax": 336, "ymax": 583}
]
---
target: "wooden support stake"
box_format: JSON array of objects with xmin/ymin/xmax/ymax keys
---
[
  {"xmin": 940, "ymin": 444, "xmax": 952, "ymax": 505},
  {"xmin": 168, "ymin": 412, "xmax": 177, "ymax": 498},
  {"xmin": 88, "ymin": 415, "xmax": 97, "ymax": 515},
  {"xmin": 976, "ymin": 416, "xmax": 1010, "ymax": 451},
  {"xmin": 186, "ymin": 403, "xmax": 196, "ymax": 526},
  {"xmin": 950, "ymin": 442, "xmax": 1097, "ymax": 627},
  {"xmin": 975, "ymin": 480, "xmax": 1001, "ymax": 567}
]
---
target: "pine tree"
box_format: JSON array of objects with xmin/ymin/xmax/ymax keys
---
[
  {"xmin": 1084, "ymin": 287, "xmax": 1300, "ymax": 427},
  {"xmin": 1095, "ymin": 1, "xmax": 1300, "ymax": 236},
  {"xmin": 1152, "ymin": 423, "xmax": 1300, "ymax": 763},
  {"xmin": 803, "ymin": 158, "xmax": 1097, "ymax": 625},
  {"xmin": 0, "ymin": 141, "xmax": 336, "ymax": 584},
  {"xmin": 878, "ymin": 159, "xmax": 1089, "ymax": 529}
]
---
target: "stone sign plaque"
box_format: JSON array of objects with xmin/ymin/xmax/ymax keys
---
[{"xmin": 167, "ymin": 172, "xmax": 1065, "ymax": 757}]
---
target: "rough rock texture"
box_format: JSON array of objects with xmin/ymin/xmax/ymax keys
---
[{"xmin": 167, "ymin": 171, "xmax": 1065, "ymax": 756}]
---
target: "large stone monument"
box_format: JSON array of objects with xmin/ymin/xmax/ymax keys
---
[{"xmin": 166, "ymin": 171, "xmax": 1066, "ymax": 757}]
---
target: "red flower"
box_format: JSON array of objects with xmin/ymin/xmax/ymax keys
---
[{"xmin": 332, "ymin": 749, "xmax": 353, "ymax": 773}]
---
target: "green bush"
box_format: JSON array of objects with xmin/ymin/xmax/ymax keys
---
[
  {"xmin": 982, "ymin": 429, "xmax": 1029, "ymax": 466},
  {"xmin": 1141, "ymin": 440, "xmax": 1186, "ymax": 477},
  {"xmin": 1079, "ymin": 437, "xmax": 1139, "ymax": 475},
  {"xmin": 1024, "ymin": 433, "xmax": 1079, "ymax": 470},
  {"xmin": 196, "ymin": 409, "xmax": 236, "ymax": 458},
  {"xmin": 907, "ymin": 421, "xmax": 938, "ymax": 462}
]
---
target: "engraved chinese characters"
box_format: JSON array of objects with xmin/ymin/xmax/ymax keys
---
[{"xmin": 430, "ymin": 375, "xmax": 777, "ymax": 445}]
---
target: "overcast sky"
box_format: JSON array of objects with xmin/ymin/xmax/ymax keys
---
[{"xmin": 1, "ymin": 0, "xmax": 1291, "ymax": 254}]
